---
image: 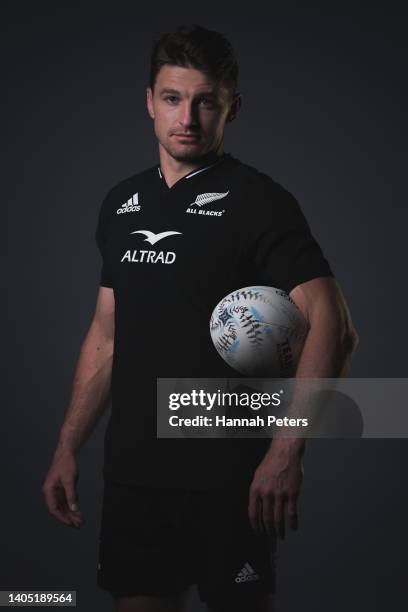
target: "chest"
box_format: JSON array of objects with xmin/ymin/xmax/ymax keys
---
[{"xmin": 104, "ymin": 185, "xmax": 252, "ymax": 289}]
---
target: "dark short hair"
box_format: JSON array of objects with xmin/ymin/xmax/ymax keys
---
[{"xmin": 149, "ymin": 24, "xmax": 239, "ymax": 98}]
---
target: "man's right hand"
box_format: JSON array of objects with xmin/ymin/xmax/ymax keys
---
[{"xmin": 42, "ymin": 450, "xmax": 85, "ymax": 528}]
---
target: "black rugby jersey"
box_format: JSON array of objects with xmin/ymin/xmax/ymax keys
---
[{"xmin": 95, "ymin": 152, "xmax": 334, "ymax": 490}]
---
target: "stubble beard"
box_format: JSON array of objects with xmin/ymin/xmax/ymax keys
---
[{"xmin": 164, "ymin": 143, "xmax": 205, "ymax": 164}]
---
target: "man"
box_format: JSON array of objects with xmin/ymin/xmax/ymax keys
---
[{"xmin": 42, "ymin": 24, "xmax": 358, "ymax": 612}]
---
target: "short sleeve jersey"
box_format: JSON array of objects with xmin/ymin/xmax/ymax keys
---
[{"xmin": 95, "ymin": 152, "xmax": 334, "ymax": 490}]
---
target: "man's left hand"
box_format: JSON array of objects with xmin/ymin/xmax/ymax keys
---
[{"xmin": 248, "ymin": 440, "xmax": 304, "ymax": 539}]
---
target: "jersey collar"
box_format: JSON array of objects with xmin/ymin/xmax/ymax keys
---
[{"xmin": 157, "ymin": 153, "xmax": 231, "ymax": 189}]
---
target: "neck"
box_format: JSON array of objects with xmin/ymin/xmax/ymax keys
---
[{"xmin": 158, "ymin": 145, "xmax": 225, "ymax": 189}]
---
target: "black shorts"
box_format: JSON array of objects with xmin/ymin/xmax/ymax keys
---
[{"xmin": 96, "ymin": 479, "xmax": 277, "ymax": 609}]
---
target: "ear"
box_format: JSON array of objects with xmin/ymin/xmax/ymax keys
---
[
  {"xmin": 226, "ymin": 92, "xmax": 242, "ymax": 124},
  {"xmin": 146, "ymin": 87, "xmax": 155, "ymax": 119}
]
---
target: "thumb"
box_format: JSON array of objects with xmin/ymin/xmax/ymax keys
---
[{"xmin": 64, "ymin": 479, "xmax": 80, "ymax": 512}]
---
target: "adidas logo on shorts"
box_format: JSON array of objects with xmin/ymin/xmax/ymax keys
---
[
  {"xmin": 234, "ymin": 562, "xmax": 260, "ymax": 583},
  {"xmin": 117, "ymin": 193, "xmax": 141, "ymax": 214}
]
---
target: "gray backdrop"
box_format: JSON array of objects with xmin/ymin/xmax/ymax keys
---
[{"xmin": 4, "ymin": 3, "xmax": 408, "ymax": 611}]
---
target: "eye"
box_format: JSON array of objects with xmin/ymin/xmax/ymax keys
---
[
  {"xmin": 198, "ymin": 97, "xmax": 216, "ymax": 108},
  {"xmin": 164, "ymin": 96, "xmax": 179, "ymax": 104}
]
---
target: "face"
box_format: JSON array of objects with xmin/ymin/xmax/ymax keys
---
[{"xmin": 146, "ymin": 64, "xmax": 241, "ymax": 163}]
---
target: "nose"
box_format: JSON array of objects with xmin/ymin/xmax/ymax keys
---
[{"xmin": 178, "ymin": 101, "xmax": 198, "ymax": 129}]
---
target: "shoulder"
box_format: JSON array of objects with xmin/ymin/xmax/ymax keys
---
[
  {"xmin": 230, "ymin": 156, "xmax": 302, "ymax": 215},
  {"xmin": 230, "ymin": 156, "xmax": 297, "ymax": 202},
  {"xmin": 100, "ymin": 165, "xmax": 157, "ymax": 213}
]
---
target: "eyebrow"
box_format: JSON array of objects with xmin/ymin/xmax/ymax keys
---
[{"xmin": 159, "ymin": 88, "xmax": 217, "ymax": 98}]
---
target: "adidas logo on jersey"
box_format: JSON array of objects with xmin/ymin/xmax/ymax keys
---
[
  {"xmin": 117, "ymin": 193, "xmax": 141, "ymax": 214},
  {"xmin": 234, "ymin": 562, "xmax": 260, "ymax": 583}
]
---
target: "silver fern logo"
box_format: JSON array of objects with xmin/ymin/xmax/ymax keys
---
[{"xmin": 186, "ymin": 191, "xmax": 229, "ymax": 216}]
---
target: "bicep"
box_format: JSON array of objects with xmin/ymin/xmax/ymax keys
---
[{"xmin": 92, "ymin": 286, "xmax": 115, "ymax": 342}]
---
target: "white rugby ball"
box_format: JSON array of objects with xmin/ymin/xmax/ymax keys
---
[{"xmin": 209, "ymin": 286, "xmax": 309, "ymax": 377}]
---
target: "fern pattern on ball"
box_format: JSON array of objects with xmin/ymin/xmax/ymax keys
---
[{"xmin": 209, "ymin": 285, "xmax": 309, "ymax": 376}]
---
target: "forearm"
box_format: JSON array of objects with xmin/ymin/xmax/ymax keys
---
[
  {"xmin": 270, "ymin": 320, "xmax": 358, "ymax": 456},
  {"xmin": 294, "ymin": 317, "xmax": 356, "ymax": 379},
  {"xmin": 56, "ymin": 320, "xmax": 114, "ymax": 456}
]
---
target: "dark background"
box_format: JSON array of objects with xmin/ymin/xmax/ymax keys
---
[{"xmin": 3, "ymin": 2, "xmax": 408, "ymax": 610}]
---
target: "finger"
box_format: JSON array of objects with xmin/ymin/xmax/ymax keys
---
[
  {"xmin": 274, "ymin": 496, "xmax": 285, "ymax": 540},
  {"xmin": 62, "ymin": 478, "xmax": 80, "ymax": 514},
  {"xmin": 257, "ymin": 497, "xmax": 264, "ymax": 533},
  {"xmin": 54, "ymin": 483, "xmax": 82, "ymax": 527},
  {"xmin": 287, "ymin": 496, "xmax": 298, "ymax": 531},
  {"xmin": 71, "ymin": 509, "xmax": 85, "ymax": 527},
  {"xmin": 55, "ymin": 485, "xmax": 79, "ymax": 525},
  {"xmin": 43, "ymin": 485, "xmax": 72, "ymax": 526},
  {"xmin": 249, "ymin": 490, "xmax": 264, "ymax": 532},
  {"xmin": 261, "ymin": 494, "xmax": 275, "ymax": 536},
  {"xmin": 248, "ymin": 489, "xmax": 260, "ymax": 531}
]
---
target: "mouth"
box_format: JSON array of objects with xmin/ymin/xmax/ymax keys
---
[{"xmin": 173, "ymin": 133, "xmax": 200, "ymax": 141}]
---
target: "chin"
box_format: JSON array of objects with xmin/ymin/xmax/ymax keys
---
[{"xmin": 166, "ymin": 144, "xmax": 206, "ymax": 163}]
